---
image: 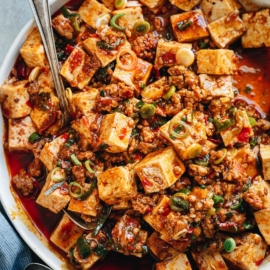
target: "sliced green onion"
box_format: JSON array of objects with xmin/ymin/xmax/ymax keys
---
[
  {"xmin": 28, "ymin": 132, "xmax": 42, "ymax": 143},
  {"xmin": 223, "ymin": 238, "xmax": 236, "ymax": 252},
  {"xmin": 92, "ymin": 205, "xmax": 113, "ymax": 236},
  {"xmin": 178, "ymin": 188, "xmax": 190, "ymax": 194},
  {"xmin": 140, "ymin": 104, "xmax": 156, "ymax": 119},
  {"xmin": 169, "ymin": 120, "xmax": 190, "ymax": 139},
  {"xmin": 110, "ymin": 13, "xmax": 126, "ymax": 31},
  {"xmin": 133, "ymin": 21, "xmax": 150, "ymax": 35},
  {"xmin": 185, "ymin": 144, "xmax": 202, "ymax": 159},
  {"xmin": 70, "ymin": 15, "xmax": 81, "ymax": 32},
  {"xmin": 177, "ymin": 20, "xmax": 192, "ymax": 31},
  {"xmin": 85, "ymin": 160, "xmax": 96, "ymax": 174},
  {"xmin": 136, "ymin": 100, "xmax": 145, "ymax": 108},
  {"xmin": 243, "ymin": 221, "xmax": 253, "ymax": 230},
  {"xmin": 77, "ymin": 236, "xmax": 92, "ymax": 259},
  {"xmin": 50, "ymin": 167, "xmax": 66, "ymax": 182},
  {"xmin": 69, "ymin": 182, "xmax": 84, "ymax": 198},
  {"xmin": 97, "ymin": 41, "xmax": 115, "ymax": 50},
  {"xmin": 213, "ymin": 149, "xmax": 227, "ymax": 165},
  {"xmin": 242, "ymin": 179, "xmax": 251, "ymax": 192},
  {"xmin": 94, "ymin": 243, "xmax": 108, "ymax": 259},
  {"xmin": 60, "ymin": 6, "xmax": 71, "ymax": 18},
  {"xmin": 169, "ymin": 193, "xmax": 189, "ymax": 212},
  {"xmin": 142, "ymin": 245, "xmax": 148, "ymax": 255},
  {"xmin": 194, "ymin": 154, "xmax": 209, "ymax": 167},
  {"xmin": 99, "ymin": 143, "xmax": 109, "ymax": 150},
  {"xmin": 70, "ymin": 154, "xmax": 82, "ymax": 166},
  {"xmin": 212, "ymin": 195, "xmax": 224, "ymax": 205},
  {"xmin": 213, "ymin": 118, "xmax": 234, "ymax": 133},
  {"xmin": 77, "ymin": 179, "xmax": 97, "ymax": 201},
  {"xmin": 230, "ymin": 198, "xmax": 243, "ymax": 210},
  {"xmin": 249, "ymin": 137, "xmax": 257, "ymax": 149},
  {"xmin": 248, "ymin": 117, "xmax": 257, "ymax": 127},
  {"xmin": 44, "ymin": 181, "xmax": 64, "ymax": 196},
  {"xmin": 163, "ymin": 85, "xmax": 176, "ymax": 100}
]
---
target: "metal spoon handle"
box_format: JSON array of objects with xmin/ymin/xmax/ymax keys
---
[{"xmin": 27, "ymin": 0, "xmax": 70, "ymax": 126}]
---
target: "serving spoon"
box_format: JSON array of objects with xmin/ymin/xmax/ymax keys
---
[
  {"xmin": 251, "ymin": 0, "xmax": 270, "ymax": 8},
  {"xmin": 27, "ymin": 0, "xmax": 70, "ymax": 127}
]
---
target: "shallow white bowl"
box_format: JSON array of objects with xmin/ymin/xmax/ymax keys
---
[{"xmin": 1, "ymin": 1, "xmax": 270, "ymax": 270}]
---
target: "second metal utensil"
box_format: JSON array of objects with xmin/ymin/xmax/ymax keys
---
[{"xmin": 27, "ymin": 0, "xmax": 70, "ymax": 127}]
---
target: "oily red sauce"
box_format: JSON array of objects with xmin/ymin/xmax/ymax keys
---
[{"xmin": 233, "ymin": 47, "xmax": 270, "ymax": 117}]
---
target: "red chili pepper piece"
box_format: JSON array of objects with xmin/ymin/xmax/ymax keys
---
[
  {"xmin": 237, "ymin": 127, "xmax": 251, "ymax": 143},
  {"xmin": 65, "ymin": 44, "xmax": 74, "ymax": 55},
  {"xmin": 142, "ymin": 178, "xmax": 153, "ymax": 187}
]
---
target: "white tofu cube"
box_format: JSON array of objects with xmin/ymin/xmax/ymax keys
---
[
  {"xmin": 144, "ymin": 195, "xmax": 171, "ymax": 235},
  {"xmin": 30, "ymin": 88, "xmax": 60, "ymax": 133},
  {"xmin": 72, "ymin": 116, "xmax": 94, "ymax": 151},
  {"xmin": 97, "ymin": 165, "xmax": 137, "ymax": 204},
  {"xmin": 201, "ymin": 0, "xmax": 236, "ymax": 23},
  {"xmin": 113, "ymin": 200, "xmax": 131, "ymax": 211},
  {"xmin": 37, "ymin": 68, "xmax": 54, "ymax": 89},
  {"xmin": 159, "ymin": 109, "xmax": 207, "ymax": 160},
  {"xmin": 0, "ymin": 80, "xmax": 32, "ymax": 119},
  {"xmin": 60, "ymin": 47, "xmax": 100, "ymax": 90},
  {"xmin": 220, "ymin": 110, "xmax": 253, "ymax": 146},
  {"xmin": 8, "ymin": 116, "xmax": 36, "ymax": 152},
  {"xmin": 98, "ymin": 112, "xmax": 133, "ymax": 153},
  {"xmin": 192, "ymin": 250, "xmax": 228, "ymax": 270},
  {"xmin": 20, "ymin": 28, "xmax": 47, "ymax": 68},
  {"xmin": 169, "ymin": 0, "xmax": 201, "ymax": 11},
  {"xmin": 139, "ymin": 0, "xmax": 166, "ymax": 14},
  {"xmin": 71, "ymin": 87, "xmax": 99, "ymax": 118},
  {"xmin": 260, "ymin": 144, "xmax": 270, "ymax": 180},
  {"xmin": 39, "ymin": 134, "xmax": 67, "ymax": 171},
  {"xmin": 242, "ymin": 9, "xmax": 270, "ymax": 48},
  {"xmin": 141, "ymin": 77, "xmax": 169, "ymax": 101},
  {"xmin": 134, "ymin": 146, "xmax": 186, "ymax": 193},
  {"xmin": 208, "ymin": 12, "xmax": 245, "ymax": 48},
  {"xmin": 68, "ymin": 186, "xmax": 100, "ymax": 217},
  {"xmin": 78, "ymin": 0, "xmax": 111, "ymax": 29},
  {"xmin": 238, "ymin": 0, "xmax": 260, "ymax": 11},
  {"xmin": 50, "ymin": 213, "xmax": 84, "ymax": 252},
  {"xmin": 112, "ymin": 7, "xmax": 144, "ymax": 31},
  {"xmin": 83, "ymin": 36, "xmax": 131, "ymax": 68},
  {"xmin": 112, "ymin": 57, "xmax": 152, "ymax": 92},
  {"xmin": 156, "ymin": 253, "xmax": 192, "ymax": 270},
  {"xmin": 254, "ymin": 208, "xmax": 270, "ymax": 245},
  {"xmin": 36, "ymin": 174, "xmax": 71, "ymax": 214},
  {"xmin": 221, "ymin": 233, "xmax": 267, "ymax": 270},
  {"xmin": 155, "ymin": 39, "xmax": 192, "ymax": 69},
  {"xmin": 243, "ymin": 176, "xmax": 270, "ymax": 210},
  {"xmin": 101, "ymin": 0, "xmax": 114, "ymax": 10},
  {"xmin": 197, "ymin": 49, "xmax": 237, "ymax": 75},
  {"xmin": 147, "ymin": 231, "xmax": 179, "ymax": 261},
  {"xmin": 170, "ymin": 10, "xmax": 209, "ymax": 43},
  {"xmin": 199, "ymin": 74, "xmax": 234, "ymax": 99}
]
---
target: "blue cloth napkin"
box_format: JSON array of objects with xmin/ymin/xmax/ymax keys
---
[{"xmin": 0, "ymin": 211, "xmax": 32, "ymax": 270}]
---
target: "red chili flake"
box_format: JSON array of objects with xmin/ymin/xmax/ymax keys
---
[
  {"xmin": 160, "ymin": 203, "xmax": 171, "ymax": 220},
  {"xmin": 82, "ymin": 116, "xmax": 89, "ymax": 127},
  {"xmin": 60, "ymin": 182, "xmax": 69, "ymax": 195},
  {"xmin": 65, "ymin": 44, "xmax": 74, "ymax": 55},
  {"xmin": 16, "ymin": 59, "xmax": 28, "ymax": 79},
  {"xmin": 142, "ymin": 178, "xmax": 153, "ymax": 187},
  {"xmin": 89, "ymin": 33, "xmax": 99, "ymax": 38},
  {"xmin": 255, "ymin": 258, "xmax": 264, "ymax": 266},
  {"xmin": 145, "ymin": 207, "xmax": 153, "ymax": 213},
  {"xmin": 161, "ymin": 51, "xmax": 176, "ymax": 65},
  {"xmin": 119, "ymin": 127, "xmax": 127, "ymax": 140},
  {"xmin": 61, "ymin": 133, "xmax": 69, "ymax": 142},
  {"xmin": 69, "ymin": 49, "xmax": 83, "ymax": 72},
  {"xmin": 153, "ymin": 65, "xmax": 161, "ymax": 80},
  {"xmin": 237, "ymin": 127, "xmax": 251, "ymax": 143},
  {"xmin": 133, "ymin": 152, "xmax": 144, "ymax": 160},
  {"xmin": 208, "ymin": 137, "xmax": 221, "ymax": 144},
  {"xmin": 152, "ymin": 126, "xmax": 160, "ymax": 132},
  {"xmin": 26, "ymin": 100, "xmax": 33, "ymax": 108},
  {"xmin": 187, "ymin": 228, "xmax": 194, "ymax": 234}
]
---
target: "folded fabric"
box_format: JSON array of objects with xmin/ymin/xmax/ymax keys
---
[{"xmin": 0, "ymin": 211, "xmax": 32, "ymax": 270}]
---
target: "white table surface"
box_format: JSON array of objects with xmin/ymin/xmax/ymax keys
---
[{"xmin": 0, "ymin": 0, "xmax": 32, "ymax": 65}]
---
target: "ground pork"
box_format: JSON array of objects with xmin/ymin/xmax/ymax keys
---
[
  {"xmin": 52, "ymin": 14, "xmax": 74, "ymax": 39},
  {"xmin": 12, "ymin": 169, "xmax": 34, "ymax": 197},
  {"xmin": 131, "ymin": 193, "xmax": 160, "ymax": 214}
]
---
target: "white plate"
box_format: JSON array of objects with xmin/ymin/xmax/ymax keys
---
[{"xmin": 1, "ymin": 1, "xmax": 270, "ymax": 270}]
